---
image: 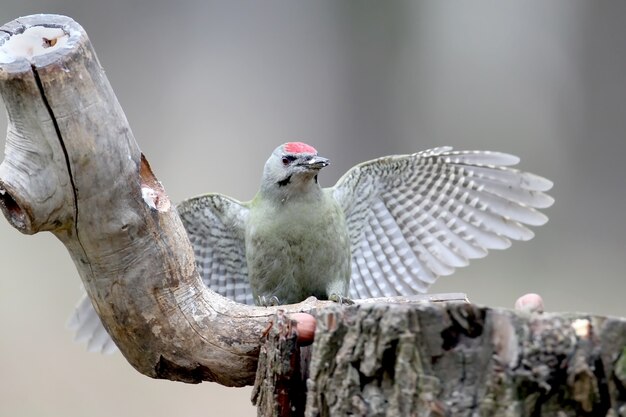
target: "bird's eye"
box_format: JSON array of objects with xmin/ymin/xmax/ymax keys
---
[{"xmin": 282, "ymin": 155, "xmax": 296, "ymax": 166}]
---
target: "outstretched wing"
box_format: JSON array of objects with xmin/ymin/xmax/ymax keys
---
[
  {"xmin": 332, "ymin": 147, "xmax": 554, "ymax": 299},
  {"xmin": 177, "ymin": 193, "xmax": 253, "ymax": 305}
]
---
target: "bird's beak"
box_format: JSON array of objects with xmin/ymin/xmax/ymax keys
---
[{"xmin": 299, "ymin": 156, "xmax": 329, "ymax": 170}]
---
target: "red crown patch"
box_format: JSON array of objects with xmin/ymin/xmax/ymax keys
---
[{"xmin": 283, "ymin": 142, "xmax": 317, "ymax": 155}]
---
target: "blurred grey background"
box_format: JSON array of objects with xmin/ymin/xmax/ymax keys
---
[{"xmin": 1, "ymin": 1, "xmax": 625, "ymax": 416}]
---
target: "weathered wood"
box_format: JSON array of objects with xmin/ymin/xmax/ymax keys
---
[
  {"xmin": 0, "ymin": 14, "xmax": 332, "ymax": 387},
  {"xmin": 295, "ymin": 303, "xmax": 626, "ymax": 417},
  {"xmin": 252, "ymin": 295, "xmax": 470, "ymax": 417},
  {"xmin": 252, "ymin": 311, "xmax": 312, "ymax": 417},
  {"xmin": 253, "ymin": 302, "xmax": 626, "ymax": 416}
]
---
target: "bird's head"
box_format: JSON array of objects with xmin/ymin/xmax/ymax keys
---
[{"xmin": 259, "ymin": 142, "xmax": 329, "ymax": 201}]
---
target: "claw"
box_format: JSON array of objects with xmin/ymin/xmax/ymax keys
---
[
  {"xmin": 257, "ymin": 295, "xmax": 281, "ymax": 307},
  {"xmin": 269, "ymin": 296, "xmax": 280, "ymax": 306},
  {"xmin": 329, "ymin": 293, "xmax": 354, "ymax": 305}
]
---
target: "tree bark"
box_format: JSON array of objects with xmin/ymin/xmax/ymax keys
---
[
  {"xmin": 254, "ymin": 303, "xmax": 626, "ymax": 417},
  {"xmin": 252, "ymin": 311, "xmax": 312, "ymax": 417}
]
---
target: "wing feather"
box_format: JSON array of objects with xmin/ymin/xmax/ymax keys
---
[
  {"xmin": 177, "ymin": 193, "xmax": 253, "ymax": 305},
  {"xmin": 352, "ymin": 252, "xmax": 369, "ymax": 297},
  {"xmin": 368, "ymin": 203, "xmax": 402, "ymax": 295},
  {"xmin": 361, "ymin": 222, "xmax": 388, "ymax": 296},
  {"xmin": 372, "ymin": 200, "xmax": 432, "ymax": 294},
  {"xmin": 67, "ymin": 293, "xmax": 118, "ymax": 354},
  {"xmin": 334, "ymin": 147, "xmax": 553, "ymax": 298}
]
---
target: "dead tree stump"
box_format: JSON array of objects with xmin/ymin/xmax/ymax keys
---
[{"xmin": 254, "ymin": 303, "xmax": 626, "ymax": 417}]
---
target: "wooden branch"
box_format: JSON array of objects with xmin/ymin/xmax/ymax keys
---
[
  {"xmin": 0, "ymin": 14, "xmax": 335, "ymax": 387},
  {"xmin": 255, "ymin": 303, "xmax": 626, "ymax": 417}
]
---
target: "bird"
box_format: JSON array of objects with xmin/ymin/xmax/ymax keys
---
[{"xmin": 69, "ymin": 142, "xmax": 554, "ymax": 352}]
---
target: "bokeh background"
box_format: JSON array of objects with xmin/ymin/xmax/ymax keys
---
[{"xmin": 1, "ymin": 2, "xmax": 625, "ymax": 416}]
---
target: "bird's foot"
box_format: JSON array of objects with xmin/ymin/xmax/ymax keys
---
[
  {"xmin": 329, "ymin": 293, "xmax": 354, "ymax": 305},
  {"xmin": 257, "ymin": 295, "xmax": 281, "ymax": 307}
]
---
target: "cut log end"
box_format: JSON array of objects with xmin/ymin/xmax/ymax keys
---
[
  {"xmin": 0, "ymin": 26, "xmax": 69, "ymax": 64},
  {"xmin": 0, "ymin": 15, "xmax": 86, "ymax": 73}
]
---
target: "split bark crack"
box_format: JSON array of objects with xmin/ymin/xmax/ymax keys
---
[{"xmin": 30, "ymin": 63, "xmax": 85, "ymax": 252}]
